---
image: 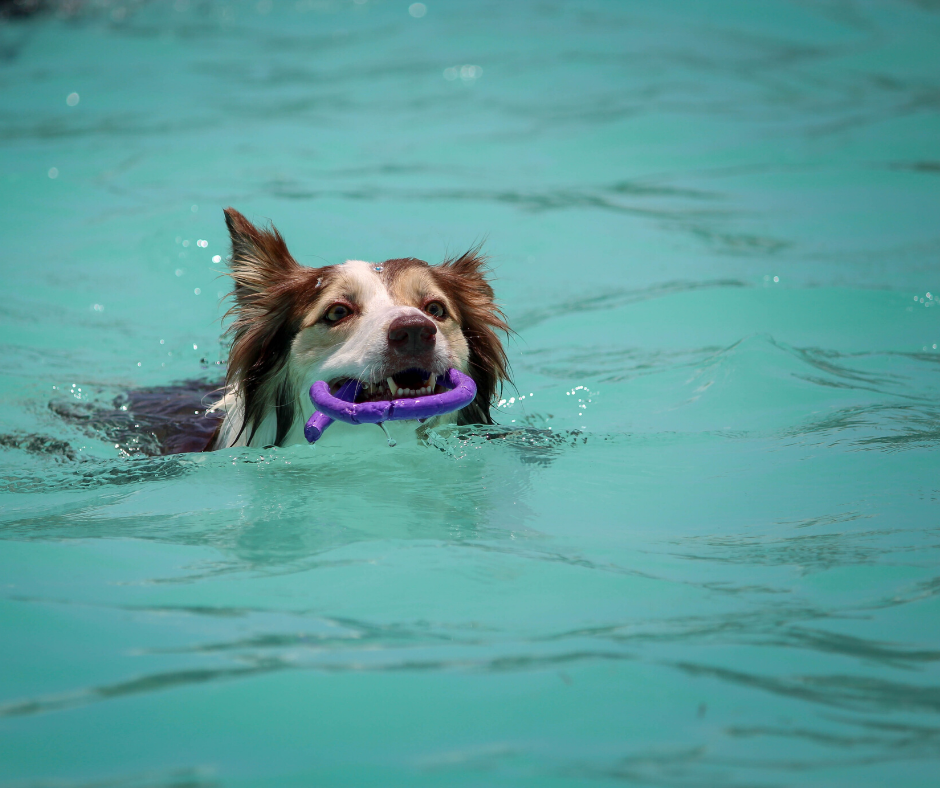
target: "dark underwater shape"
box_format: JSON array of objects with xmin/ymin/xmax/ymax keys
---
[{"xmin": 49, "ymin": 379, "xmax": 223, "ymax": 457}]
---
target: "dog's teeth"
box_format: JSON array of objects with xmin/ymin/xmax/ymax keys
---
[
  {"xmin": 387, "ymin": 377, "xmax": 397, "ymax": 397},
  {"xmin": 428, "ymin": 373, "xmax": 437, "ymax": 393}
]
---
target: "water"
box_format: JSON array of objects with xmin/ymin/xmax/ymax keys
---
[{"xmin": 1, "ymin": 1, "xmax": 939, "ymax": 785}]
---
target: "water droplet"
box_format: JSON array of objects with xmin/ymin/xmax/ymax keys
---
[
  {"xmin": 460, "ymin": 64, "xmax": 482, "ymax": 81},
  {"xmin": 316, "ymin": 277, "xmax": 322, "ymax": 287},
  {"xmin": 378, "ymin": 422, "xmax": 396, "ymax": 447}
]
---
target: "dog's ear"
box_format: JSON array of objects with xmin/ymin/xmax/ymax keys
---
[
  {"xmin": 221, "ymin": 208, "xmax": 319, "ymax": 446},
  {"xmin": 434, "ymin": 248, "xmax": 511, "ymax": 425},
  {"xmin": 223, "ymin": 207, "xmax": 301, "ymax": 303}
]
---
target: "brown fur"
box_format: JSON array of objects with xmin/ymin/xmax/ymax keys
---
[
  {"xmin": 379, "ymin": 252, "xmax": 511, "ymax": 423},
  {"xmin": 221, "ymin": 210, "xmax": 510, "ymax": 447},
  {"xmin": 223, "ymin": 208, "xmax": 333, "ymax": 446},
  {"xmin": 431, "ymin": 248, "xmax": 511, "ymax": 425}
]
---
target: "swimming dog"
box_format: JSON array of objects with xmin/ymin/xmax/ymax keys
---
[{"xmin": 208, "ymin": 209, "xmax": 510, "ymax": 450}]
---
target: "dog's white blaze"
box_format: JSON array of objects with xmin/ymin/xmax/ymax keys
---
[{"xmin": 300, "ymin": 260, "xmax": 457, "ymax": 386}]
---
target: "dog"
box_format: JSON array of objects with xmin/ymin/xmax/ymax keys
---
[{"xmin": 207, "ymin": 208, "xmax": 510, "ymax": 450}]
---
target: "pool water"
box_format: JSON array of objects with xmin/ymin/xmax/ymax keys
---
[{"xmin": 2, "ymin": 1, "xmax": 939, "ymax": 785}]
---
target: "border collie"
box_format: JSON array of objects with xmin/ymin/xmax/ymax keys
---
[{"xmin": 208, "ymin": 209, "xmax": 510, "ymax": 450}]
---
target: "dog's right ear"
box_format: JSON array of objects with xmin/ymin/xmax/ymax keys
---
[
  {"xmin": 221, "ymin": 208, "xmax": 312, "ymax": 447},
  {"xmin": 223, "ymin": 207, "xmax": 300, "ymax": 303}
]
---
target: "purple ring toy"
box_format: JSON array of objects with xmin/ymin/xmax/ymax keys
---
[{"xmin": 303, "ymin": 368, "xmax": 476, "ymax": 444}]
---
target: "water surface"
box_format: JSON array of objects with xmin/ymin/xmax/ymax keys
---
[{"xmin": 1, "ymin": 1, "xmax": 939, "ymax": 786}]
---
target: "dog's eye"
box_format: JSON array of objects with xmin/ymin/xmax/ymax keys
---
[
  {"xmin": 425, "ymin": 301, "xmax": 446, "ymax": 319},
  {"xmin": 323, "ymin": 303, "xmax": 352, "ymax": 323}
]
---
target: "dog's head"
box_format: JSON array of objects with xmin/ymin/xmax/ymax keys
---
[{"xmin": 221, "ymin": 208, "xmax": 510, "ymax": 446}]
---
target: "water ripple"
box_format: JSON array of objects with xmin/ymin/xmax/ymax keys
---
[{"xmin": 673, "ymin": 661, "xmax": 940, "ymax": 714}]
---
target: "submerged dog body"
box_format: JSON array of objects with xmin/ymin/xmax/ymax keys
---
[{"xmin": 209, "ymin": 209, "xmax": 509, "ymax": 450}]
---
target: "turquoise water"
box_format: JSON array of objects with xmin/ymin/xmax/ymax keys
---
[{"xmin": 2, "ymin": 1, "xmax": 940, "ymax": 785}]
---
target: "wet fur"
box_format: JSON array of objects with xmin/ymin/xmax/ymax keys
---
[{"xmin": 211, "ymin": 208, "xmax": 510, "ymax": 450}]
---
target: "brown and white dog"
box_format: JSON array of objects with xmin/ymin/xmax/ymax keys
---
[{"xmin": 208, "ymin": 209, "xmax": 510, "ymax": 450}]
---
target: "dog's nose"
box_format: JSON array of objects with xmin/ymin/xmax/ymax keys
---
[{"xmin": 387, "ymin": 313, "xmax": 437, "ymax": 355}]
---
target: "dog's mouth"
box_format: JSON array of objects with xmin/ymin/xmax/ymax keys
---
[{"xmin": 328, "ymin": 368, "xmax": 446, "ymax": 403}]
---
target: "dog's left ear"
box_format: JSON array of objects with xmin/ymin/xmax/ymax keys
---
[{"xmin": 434, "ymin": 248, "xmax": 511, "ymax": 425}]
